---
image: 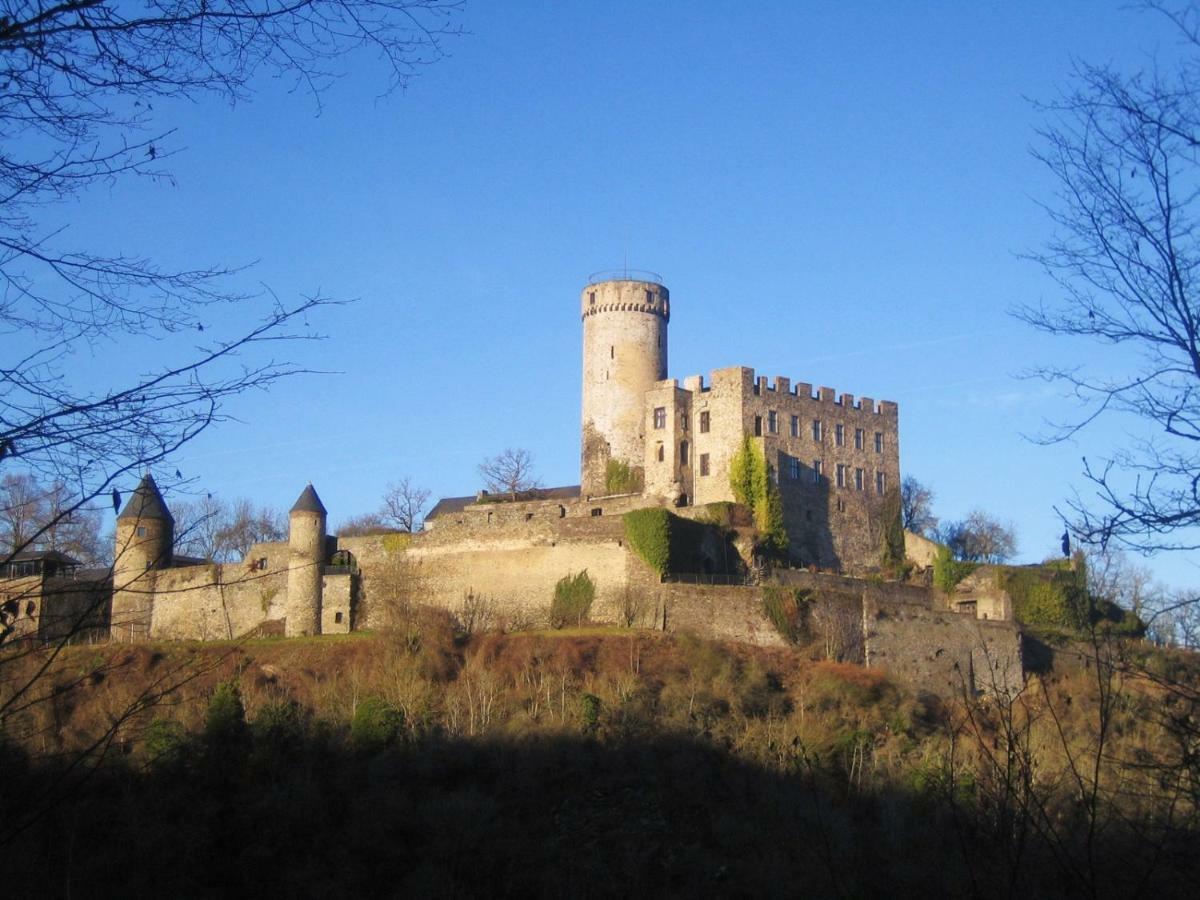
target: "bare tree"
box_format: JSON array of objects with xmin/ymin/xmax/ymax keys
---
[
  {"xmin": 0, "ymin": 0, "xmax": 462, "ymax": 843},
  {"xmin": 0, "ymin": 473, "xmax": 104, "ymax": 564},
  {"xmin": 381, "ymin": 477, "xmax": 432, "ymax": 532},
  {"xmin": 477, "ymin": 448, "xmax": 540, "ymax": 497},
  {"xmin": 939, "ymin": 510, "xmax": 1017, "ymax": 563},
  {"xmin": 1, "ymin": 1, "xmax": 461, "ymax": 575},
  {"xmin": 1018, "ymin": 1, "xmax": 1200, "ymax": 554},
  {"xmin": 900, "ymin": 476, "xmax": 938, "ymax": 537}
]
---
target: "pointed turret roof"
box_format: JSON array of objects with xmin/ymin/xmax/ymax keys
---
[
  {"xmin": 290, "ymin": 483, "xmax": 327, "ymax": 516},
  {"xmin": 117, "ymin": 474, "xmax": 174, "ymax": 524}
]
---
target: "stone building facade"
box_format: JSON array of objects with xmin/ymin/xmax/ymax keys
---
[{"xmin": 578, "ymin": 275, "xmax": 900, "ymax": 572}]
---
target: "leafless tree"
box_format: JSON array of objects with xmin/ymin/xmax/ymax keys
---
[
  {"xmin": 0, "ymin": 473, "xmax": 105, "ymax": 564},
  {"xmin": 1018, "ymin": 1, "xmax": 1200, "ymax": 554},
  {"xmin": 900, "ymin": 475, "xmax": 938, "ymax": 537},
  {"xmin": 0, "ymin": 0, "xmax": 462, "ymax": 843},
  {"xmin": 477, "ymin": 448, "xmax": 540, "ymax": 498},
  {"xmin": 939, "ymin": 510, "xmax": 1017, "ymax": 563},
  {"xmin": 337, "ymin": 512, "xmax": 393, "ymax": 537},
  {"xmin": 381, "ymin": 477, "xmax": 432, "ymax": 532}
]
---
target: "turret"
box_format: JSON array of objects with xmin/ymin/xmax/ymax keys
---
[
  {"xmin": 580, "ymin": 275, "xmax": 669, "ymax": 496},
  {"xmin": 111, "ymin": 474, "xmax": 174, "ymax": 641},
  {"xmin": 286, "ymin": 483, "xmax": 327, "ymax": 637}
]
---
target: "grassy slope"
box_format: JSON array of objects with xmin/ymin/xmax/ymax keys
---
[{"xmin": 2, "ymin": 618, "xmax": 1198, "ymax": 898}]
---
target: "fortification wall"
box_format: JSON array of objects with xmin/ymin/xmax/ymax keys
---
[
  {"xmin": 146, "ymin": 562, "xmax": 284, "ymax": 641},
  {"xmin": 862, "ymin": 587, "xmax": 1022, "ymax": 697},
  {"xmin": 653, "ymin": 583, "xmax": 787, "ymax": 647}
]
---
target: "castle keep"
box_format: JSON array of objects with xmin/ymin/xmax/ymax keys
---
[{"xmin": 1, "ymin": 275, "xmax": 1023, "ymax": 697}]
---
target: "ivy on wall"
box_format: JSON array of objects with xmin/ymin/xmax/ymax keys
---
[
  {"xmin": 728, "ymin": 435, "xmax": 788, "ymax": 555},
  {"xmin": 604, "ymin": 459, "xmax": 641, "ymax": 494},
  {"xmin": 623, "ymin": 508, "xmax": 671, "ymax": 575}
]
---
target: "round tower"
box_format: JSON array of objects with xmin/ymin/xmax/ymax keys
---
[
  {"xmin": 580, "ymin": 275, "xmax": 669, "ymax": 496},
  {"xmin": 112, "ymin": 473, "xmax": 174, "ymax": 641},
  {"xmin": 286, "ymin": 483, "xmax": 327, "ymax": 637}
]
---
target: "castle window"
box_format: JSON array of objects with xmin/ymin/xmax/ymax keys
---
[
  {"xmin": 855, "ymin": 467, "xmax": 864, "ymax": 491},
  {"xmin": 257, "ymin": 558, "xmax": 268, "ymax": 571},
  {"xmin": 812, "ymin": 460, "xmax": 823, "ymax": 483},
  {"xmin": 876, "ymin": 471, "xmax": 886, "ymax": 495},
  {"xmin": 835, "ymin": 424, "xmax": 845, "ymax": 447},
  {"xmin": 680, "ymin": 441, "xmax": 689, "ymax": 465},
  {"xmin": 790, "ymin": 415, "xmax": 799, "ymax": 437},
  {"xmin": 855, "ymin": 428, "xmax": 864, "ymax": 450},
  {"xmin": 681, "ymin": 412, "xmax": 688, "ymax": 431},
  {"xmin": 836, "ymin": 464, "xmax": 846, "ymax": 488},
  {"xmin": 699, "ymin": 453, "xmax": 710, "ymax": 476},
  {"xmin": 874, "ymin": 432, "xmax": 883, "ymax": 453},
  {"xmin": 646, "ymin": 289, "xmax": 654, "ymax": 304},
  {"xmin": 334, "ymin": 611, "xmax": 343, "ymax": 624},
  {"xmin": 136, "ymin": 526, "xmax": 147, "ymax": 537},
  {"xmin": 767, "ymin": 410, "xmax": 778, "ymax": 434},
  {"xmin": 25, "ymin": 601, "xmax": 35, "ymax": 618},
  {"xmin": 811, "ymin": 419, "xmax": 822, "ymax": 441},
  {"xmin": 610, "ymin": 345, "xmax": 614, "ymax": 359},
  {"xmin": 699, "ymin": 411, "xmax": 710, "ymax": 433},
  {"xmin": 590, "ymin": 291, "xmax": 596, "ymax": 305},
  {"xmin": 653, "ymin": 407, "xmax": 666, "ymax": 429},
  {"xmin": 591, "ymin": 508, "xmax": 603, "ymax": 517},
  {"xmin": 789, "ymin": 456, "xmax": 800, "ymax": 480},
  {"xmin": 754, "ymin": 415, "xmax": 762, "ymax": 436},
  {"xmin": 656, "ymin": 444, "xmax": 665, "ymax": 462}
]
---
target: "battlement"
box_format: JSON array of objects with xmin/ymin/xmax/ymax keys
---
[
  {"xmin": 687, "ymin": 367, "xmax": 897, "ymax": 415},
  {"xmin": 580, "ymin": 279, "xmax": 670, "ymax": 322}
]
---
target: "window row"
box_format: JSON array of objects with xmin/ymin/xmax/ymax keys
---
[{"xmin": 784, "ymin": 456, "xmax": 888, "ymax": 494}]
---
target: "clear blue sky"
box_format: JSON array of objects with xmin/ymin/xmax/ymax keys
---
[{"xmin": 58, "ymin": 1, "xmax": 1198, "ymax": 586}]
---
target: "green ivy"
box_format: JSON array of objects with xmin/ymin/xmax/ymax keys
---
[
  {"xmin": 623, "ymin": 508, "xmax": 671, "ymax": 575},
  {"xmin": 604, "ymin": 459, "xmax": 640, "ymax": 494},
  {"xmin": 728, "ymin": 435, "xmax": 788, "ymax": 555},
  {"xmin": 932, "ymin": 545, "xmax": 979, "ymax": 593},
  {"xmin": 878, "ymin": 487, "xmax": 905, "ymax": 571}
]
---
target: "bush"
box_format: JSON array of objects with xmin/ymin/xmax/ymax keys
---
[
  {"xmin": 551, "ymin": 570, "xmax": 595, "ymax": 628},
  {"xmin": 204, "ymin": 680, "xmax": 247, "ymax": 746},
  {"xmin": 350, "ymin": 696, "xmax": 405, "ymax": 749},
  {"xmin": 932, "ymin": 545, "xmax": 978, "ymax": 593},
  {"xmin": 144, "ymin": 717, "xmax": 187, "ymax": 768},
  {"xmin": 580, "ymin": 693, "xmax": 601, "ymax": 733},
  {"xmin": 1000, "ymin": 565, "xmax": 1089, "ymax": 630}
]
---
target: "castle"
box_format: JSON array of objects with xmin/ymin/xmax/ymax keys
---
[{"xmin": 0, "ymin": 275, "xmax": 1023, "ymax": 696}]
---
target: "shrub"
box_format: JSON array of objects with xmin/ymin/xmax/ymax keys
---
[
  {"xmin": 580, "ymin": 693, "xmax": 601, "ymax": 733},
  {"xmin": 144, "ymin": 717, "xmax": 187, "ymax": 768},
  {"xmin": 623, "ymin": 508, "xmax": 671, "ymax": 575},
  {"xmin": 878, "ymin": 487, "xmax": 905, "ymax": 571},
  {"xmin": 551, "ymin": 570, "xmax": 595, "ymax": 628},
  {"xmin": 932, "ymin": 545, "xmax": 978, "ymax": 593},
  {"xmin": 1000, "ymin": 565, "xmax": 1090, "ymax": 630},
  {"xmin": 350, "ymin": 696, "xmax": 405, "ymax": 749},
  {"xmin": 204, "ymin": 680, "xmax": 247, "ymax": 746}
]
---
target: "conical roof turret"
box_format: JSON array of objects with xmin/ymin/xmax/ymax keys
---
[
  {"xmin": 117, "ymin": 474, "xmax": 174, "ymax": 524},
  {"xmin": 290, "ymin": 483, "xmax": 327, "ymax": 516}
]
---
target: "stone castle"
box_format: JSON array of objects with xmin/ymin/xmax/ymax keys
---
[{"xmin": 0, "ymin": 275, "xmax": 1023, "ymax": 696}]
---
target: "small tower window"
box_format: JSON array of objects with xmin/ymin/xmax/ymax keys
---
[
  {"xmin": 590, "ymin": 291, "xmax": 596, "ymax": 305},
  {"xmin": 876, "ymin": 471, "xmax": 886, "ymax": 495},
  {"xmin": 812, "ymin": 419, "xmax": 822, "ymax": 441},
  {"xmin": 699, "ymin": 411, "xmax": 710, "ymax": 433},
  {"xmin": 645, "ymin": 289, "xmax": 654, "ymax": 304},
  {"xmin": 790, "ymin": 415, "xmax": 799, "ymax": 437},
  {"xmin": 610, "ymin": 345, "xmax": 614, "ymax": 359},
  {"xmin": 855, "ymin": 428, "xmax": 865, "ymax": 450},
  {"xmin": 656, "ymin": 444, "xmax": 665, "ymax": 462},
  {"xmin": 754, "ymin": 415, "xmax": 762, "ymax": 436},
  {"xmin": 874, "ymin": 432, "xmax": 884, "ymax": 453},
  {"xmin": 699, "ymin": 453, "xmax": 710, "ymax": 476},
  {"xmin": 136, "ymin": 526, "xmax": 147, "ymax": 537},
  {"xmin": 812, "ymin": 460, "xmax": 823, "ymax": 483},
  {"xmin": 334, "ymin": 611, "xmax": 343, "ymax": 624},
  {"xmin": 680, "ymin": 412, "xmax": 688, "ymax": 431},
  {"xmin": 680, "ymin": 441, "xmax": 689, "ymax": 465},
  {"xmin": 835, "ymin": 424, "xmax": 845, "ymax": 447},
  {"xmin": 653, "ymin": 407, "xmax": 666, "ymax": 429},
  {"xmin": 855, "ymin": 467, "xmax": 864, "ymax": 491},
  {"xmin": 767, "ymin": 410, "xmax": 778, "ymax": 434}
]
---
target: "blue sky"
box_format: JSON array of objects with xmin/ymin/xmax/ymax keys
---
[{"xmin": 56, "ymin": 1, "xmax": 1198, "ymax": 586}]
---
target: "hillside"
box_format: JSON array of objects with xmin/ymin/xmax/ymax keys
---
[{"xmin": 2, "ymin": 618, "xmax": 1198, "ymax": 897}]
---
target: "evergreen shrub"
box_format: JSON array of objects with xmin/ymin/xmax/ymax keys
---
[{"xmin": 551, "ymin": 570, "xmax": 595, "ymax": 628}]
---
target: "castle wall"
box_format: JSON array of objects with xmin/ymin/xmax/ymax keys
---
[
  {"xmin": 642, "ymin": 381, "xmax": 693, "ymax": 505},
  {"xmin": 862, "ymin": 586, "xmax": 1023, "ymax": 697}
]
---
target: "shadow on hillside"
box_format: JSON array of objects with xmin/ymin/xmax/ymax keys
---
[{"xmin": 4, "ymin": 729, "xmax": 1196, "ymax": 899}]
